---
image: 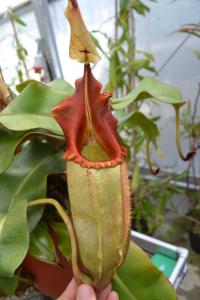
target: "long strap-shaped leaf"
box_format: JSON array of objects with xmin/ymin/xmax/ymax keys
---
[
  {"xmin": 0, "ymin": 128, "xmax": 64, "ymax": 175},
  {"xmin": 112, "ymin": 77, "xmax": 195, "ymax": 163},
  {"xmin": 0, "ymin": 195, "xmax": 28, "ymax": 277},
  {"xmin": 0, "ymin": 80, "xmax": 74, "ymax": 134},
  {"xmin": 112, "ymin": 241, "xmax": 177, "ymax": 300},
  {"xmin": 111, "ymin": 77, "xmax": 185, "ymax": 109}
]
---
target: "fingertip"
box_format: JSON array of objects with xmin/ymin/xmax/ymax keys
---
[
  {"xmin": 67, "ymin": 278, "xmax": 79, "ymax": 292},
  {"xmin": 108, "ymin": 291, "xmax": 119, "ymax": 300},
  {"xmin": 77, "ymin": 284, "xmax": 96, "ymax": 300}
]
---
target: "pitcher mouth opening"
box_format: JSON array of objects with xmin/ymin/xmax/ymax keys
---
[{"xmin": 52, "ymin": 64, "xmax": 127, "ymax": 170}]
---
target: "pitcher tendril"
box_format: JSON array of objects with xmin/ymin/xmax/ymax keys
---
[
  {"xmin": 175, "ymin": 106, "xmax": 196, "ymax": 161},
  {"xmin": 146, "ymin": 140, "xmax": 160, "ymax": 175},
  {"xmin": 27, "ymin": 198, "xmax": 92, "ymax": 285}
]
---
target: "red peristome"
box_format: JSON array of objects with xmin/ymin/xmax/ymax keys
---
[{"xmin": 52, "ymin": 64, "xmax": 127, "ymax": 169}]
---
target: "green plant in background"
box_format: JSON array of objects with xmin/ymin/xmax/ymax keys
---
[
  {"xmin": 92, "ymin": 0, "xmax": 158, "ymax": 95},
  {"xmin": 133, "ymin": 174, "xmax": 186, "ymax": 235},
  {"xmin": 182, "ymin": 87, "xmax": 200, "ymax": 209},
  {"xmin": 174, "ymin": 22, "xmax": 200, "ymax": 238},
  {"xmin": 7, "ymin": 9, "xmax": 30, "ymax": 83},
  {"xmin": 92, "ymin": 0, "xmax": 159, "ymax": 230},
  {"xmin": 92, "ymin": 0, "xmax": 196, "ymax": 235}
]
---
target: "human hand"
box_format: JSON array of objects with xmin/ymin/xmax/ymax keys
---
[{"xmin": 57, "ymin": 278, "xmax": 119, "ymax": 300}]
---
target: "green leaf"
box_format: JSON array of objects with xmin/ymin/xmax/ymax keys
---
[
  {"xmin": 120, "ymin": 0, "xmax": 129, "ymax": 13},
  {"xmin": 108, "ymin": 52, "xmax": 123, "ymax": 91},
  {"xmin": 111, "ymin": 77, "xmax": 185, "ymax": 110},
  {"xmin": 29, "ymin": 222, "xmax": 58, "ymax": 263},
  {"xmin": 0, "ymin": 276, "xmax": 18, "ymax": 296},
  {"xmin": 195, "ymin": 204, "xmax": 200, "ymax": 210},
  {"xmin": 0, "ymin": 129, "xmax": 26, "ymax": 175},
  {"xmin": 51, "ymin": 222, "xmax": 71, "ymax": 261},
  {"xmin": 0, "ymin": 128, "xmax": 64, "ymax": 175},
  {"xmin": 128, "ymin": 59, "xmax": 157, "ymax": 75},
  {"xmin": 16, "ymin": 79, "xmax": 74, "ymax": 94},
  {"xmin": 113, "ymin": 78, "xmax": 194, "ymax": 164},
  {"xmin": 130, "ymin": 0, "xmax": 150, "ymax": 16},
  {"xmin": 136, "ymin": 50, "xmax": 155, "ymax": 62},
  {"xmin": 90, "ymin": 33, "xmax": 109, "ymax": 59},
  {"xmin": 119, "ymin": 112, "xmax": 159, "ymax": 141},
  {"xmin": 192, "ymin": 49, "xmax": 200, "ymax": 60},
  {"xmin": 112, "ymin": 241, "xmax": 176, "ymax": 300},
  {"xmin": 48, "ymin": 79, "xmax": 74, "ymax": 93},
  {"xmin": 8, "ymin": 10, "xmax": 27, "ymax": 26},
  {"xmin": 0, "ymin": 195, "xmax": 29, "ymax": 276},
  {"xmin": 0, "ymin": 139, "xmax": 65, "ymax": 232},
  {"xmin": 118, "ymin": 111, "xmax": 160, "ymax": 174},
  {"xmin": 16, "ymin": 80, "xmax": 42, "ymax": 93},
  {"xmin": 17, "ymin": 47, "xmax": 28, "ymax": 61},
  {"xmin": 0, "ymin": 80, "xmax": 74, "ymax": 134}
]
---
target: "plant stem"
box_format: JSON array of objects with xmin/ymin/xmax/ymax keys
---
[
  {"xmin": 179, "ymin": 214, "xmax": 200, "ymax": 226},
  {"xmin": 27, "ymin": 198, "xmax": 92, "ymax": 285},
  {"xmin": 9, "ymin": 13, "xmax": 30, "ymax": 82},
  {"xmin": 127, "ymin": 0, "xmax": 136, "ymax": 92},
  {"xmin": 114, "ymin": 0, "xmax": 118, "ymax": 47},
  {"xmin": 114, "ymin": 0, "xmax": 119, "ymax": 98},
  {"xmin": 192, "ymin": 83, "xmax": 200, "ymax": 124},
  {"xmin": 175, "ymin": 107, "xmax": 195, "ymax": 161}
]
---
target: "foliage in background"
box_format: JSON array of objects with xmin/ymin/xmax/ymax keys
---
[
  {"xmin": 92, "ymin": 0, "xmax": 192, "ymax": 235},
  {"xmin": 7, "ymin": 9, "xmax": 30, "ymax": 83},
  {"xmin": 92, "ymin": 0, "xmax": 159, "ymax": 180},
  {"xmin": 133, "ymin": 174, "xmax": 185, "ymax": 235},
  {"xmin": 175, "ymin": 22, "xmax": 200, "ymax": 231},
  {"xmin": 92, "ymin": 0, "xmax": 158, "ymax": 96}
]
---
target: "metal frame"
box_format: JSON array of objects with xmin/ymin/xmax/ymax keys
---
[
  {"xmin": 0, "ymin": 1, "xmax": 31, "ymax": 25},
  {"xmin": 0, "ymin": 0, "xmax": 63, "ymax": 79},
  {"xmin": 131, "ymin": 230, "xmax": 188, "ymax": 289},
  {"xmin": 31, "ymin": 0, "xmax": 63, "ymax": 79}
]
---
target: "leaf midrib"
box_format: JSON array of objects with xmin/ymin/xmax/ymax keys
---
[
  {"xmin": 13, "ymin": 153, "xmax": 53, "ymax": 204},
  {"xmin": 30, "ymin": 234, "xmax": 56, "ymax": 262},
  {"xmin": 0, "ymin": 135, "xmax": 23, "ymax": 156},
  {"xmin": 114, "ymin": 274, "xmax": 137, "ymax": 300},
  {"xmin": 0, "ymin": 132, "xmax": 64, "ymax": 157},
  {"xmin": 0, "ymin": 215, "xmax": 6, "ymax": 237}
]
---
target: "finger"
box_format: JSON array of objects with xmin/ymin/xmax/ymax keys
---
[
  {"xmin": 107, "ymin": 291, "xmax": 119, "ymax": 300},
  {"xmin": 97, "ymin": 284, "xmax": 112, "ymax": 300},
  {"xmin": 77, "ymin": 284, "xmax": 96, "ymax": 300},
  {"xmin": 57, "ymin": 278, "xmax": 78, "ymax": 300}
]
